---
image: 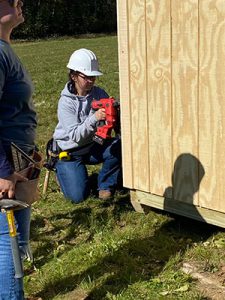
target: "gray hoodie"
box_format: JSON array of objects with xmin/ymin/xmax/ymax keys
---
[{"xmin": 53, "ymin": 83, "xmax": 109, "ymax": 151}]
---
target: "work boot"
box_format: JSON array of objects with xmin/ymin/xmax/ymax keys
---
[{"xmin": 99, "ymin": 190, "xmax": 112, "ymax": 200}]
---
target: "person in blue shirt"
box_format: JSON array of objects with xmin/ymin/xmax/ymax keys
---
[
  {"xmin": 53, "ymin": 48, "xmax": 122, "ymax": 203},
  {"xmin": 0, "ymin": 1, "xmax": 37, "ymax": 299}
]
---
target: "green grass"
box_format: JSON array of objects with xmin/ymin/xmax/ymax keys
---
[
  {"xmin": 13, "ymin": 36, "xmax": 225, "ymax": 299},
  {"xmin": 14, "ymin": 35, "xmax": 119, "ymax": 152}
]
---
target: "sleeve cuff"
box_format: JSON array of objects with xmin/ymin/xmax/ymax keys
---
[{"xmin": 88, "ymin": 113, "xmax": 98, "ymax": 127}]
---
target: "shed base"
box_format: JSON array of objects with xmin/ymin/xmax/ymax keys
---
[{"xmin": 131, "ymin": 190, "xmax": 225, "ymax": 228}]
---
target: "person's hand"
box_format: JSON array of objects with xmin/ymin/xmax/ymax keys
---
[
  {"xmin": 95, "ymin": 108, "xmax": 106, "ymax": 121},
  {"xmin": 0, "ymin": 172, "xmax": 28, "ymax": 200}
]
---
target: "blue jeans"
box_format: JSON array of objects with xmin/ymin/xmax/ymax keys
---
[
  {"xmin": 55, "ymin": 138, "xmax": 122, "ymax": 203},
  {"xmin": 0, "ymin": 207, "xmax": 31, "ymax": 300}
]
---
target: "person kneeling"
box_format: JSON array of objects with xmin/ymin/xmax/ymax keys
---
[{"xmin": 52, "ymin": 48, "xmax": 122, "ymax": 203}]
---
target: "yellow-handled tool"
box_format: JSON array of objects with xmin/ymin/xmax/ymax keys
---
[{"xmin": 0, "ymin": 199, "xmax": 29, "ymax": 278}]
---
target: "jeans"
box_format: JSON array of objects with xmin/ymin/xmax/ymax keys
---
[
  {"xmin": 55, "ymin": 138, "xmax": 122, "ymax": 203},
  {"xmin": 0, "ymin": 207, "xmax": 31, "ymax": 300}
]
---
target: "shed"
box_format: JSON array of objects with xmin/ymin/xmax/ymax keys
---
[{"xmin": 117, "ymin": 0, "xmax": 225, "ymax": 227}]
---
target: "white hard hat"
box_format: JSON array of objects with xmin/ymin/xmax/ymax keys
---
[{"xmin": 67, "ymin": 48, "xmax": 103, "ymax": 76}]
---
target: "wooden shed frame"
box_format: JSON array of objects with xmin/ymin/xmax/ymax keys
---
[{"xmin": 117, "ymin": 0, "xmax": 225, "ymax": 228}]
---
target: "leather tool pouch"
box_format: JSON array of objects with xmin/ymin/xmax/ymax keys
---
[{"xmin": 15, "ymin": 151, "xmax": 42, "ymax": 206}]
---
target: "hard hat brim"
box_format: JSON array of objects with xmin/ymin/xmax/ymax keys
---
[
  {"xmin": 67, "ymin": 64, "xmax": 103, "ymax": 76},
  {"xmin": 81, "ymin": 70, "xmax": 103, "ymax": 76}
]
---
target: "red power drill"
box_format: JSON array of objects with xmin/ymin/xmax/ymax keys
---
[{"xmin": 91, "ymin": 97, "xmax": 120, "ymax": 145}]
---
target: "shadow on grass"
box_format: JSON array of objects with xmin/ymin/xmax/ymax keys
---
[
  {"xmin": 29, "ymin": 206, "xmax": 93, "ymax": 268},
  {"xmin": 29, "ymin": 194, "xmax": 132, "ymax": 270},
  {"xmin": 28, "ymin": 154, "xmax": 221, "ymax": 299},
  {"xmin": 33, "ymin": 210, "xmax": 218, "ymax": 299}
]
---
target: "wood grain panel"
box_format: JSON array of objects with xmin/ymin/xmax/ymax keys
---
[
  {"xmin": 199, "ymin": 0, "xmax": 225, "ymax": 212},
  {"xmin": 146, "ymin": 0, "xmax": 172, "ymax": 195},
  {"xmin": 117, "ymin": 0, "xmax": 134, "ymax": 188},
  {"xmin": 171, "ymin": 0, "xmax": 199, "ymax": 205},
  {"xmin": 128, "ymin": 0, "xmax": 150, "ymax": 191}
]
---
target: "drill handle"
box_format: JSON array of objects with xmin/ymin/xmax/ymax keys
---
[{"xmin": 96, "ymin": 120, "xmax": 106, "ymax": 127}]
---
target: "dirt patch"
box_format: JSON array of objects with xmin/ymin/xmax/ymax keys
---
[{"xmin": 182, "ymin": 262, "xmax": 225, "ymax": 300}]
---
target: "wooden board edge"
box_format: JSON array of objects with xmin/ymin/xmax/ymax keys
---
[{"xmin": 130, "ymin": 190, "xmax": 225, "ymax": 228}]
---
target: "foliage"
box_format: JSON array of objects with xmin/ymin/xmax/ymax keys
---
[
  {"xmin": 13, "ymin": 0, "xmax": 117, "ymax": 39},
  {"xmin": 14, "ymin": 36, "xmax": 225, "ymax": 299}
]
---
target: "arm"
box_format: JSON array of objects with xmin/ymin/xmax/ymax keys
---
[
  {"xmin": 55, "ymin": 87, "xmax": 110, "ymax": 147},
  {"xmin": 0, "ymin": 139, "xmax": 26, "ymax": 200},
  {"xmin": 57, "ymin": 98, "xmax": 98, "ymax": 146},
  {"xmin": 0, "ymin": 141, "xmax": 13, "ymax": 179}
]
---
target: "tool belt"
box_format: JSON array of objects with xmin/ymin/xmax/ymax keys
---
[
  {"xmin": 15, "ymin": 156, "xmax": 42, "ymax": 206},
  {"xmin": 44, "ymin": 139, "xmax": 95, "ymax": 171},
  {"xmin": 11, "ymin": 145, "xmax": 43, "ymax": 206},
  {"xmin": 43, "ymin": 138, "xmax": 61, "ymax": 171}
]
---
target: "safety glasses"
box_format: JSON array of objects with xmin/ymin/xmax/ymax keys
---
[{"xmin": 78, "ymin": 73, "xmax": 96, "ymax": 82}]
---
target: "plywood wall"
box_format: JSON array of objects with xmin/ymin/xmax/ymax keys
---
[{"xmin": 117, "ymin": 0, "xmax": 225, "ymax": 213}]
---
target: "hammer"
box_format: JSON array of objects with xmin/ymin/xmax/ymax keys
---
[{"xmin": 0, "ymin": 199, "xmax": 29, "ymax": 278}]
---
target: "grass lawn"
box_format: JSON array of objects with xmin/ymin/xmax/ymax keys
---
[{"xmin": 14, "ymin": 36, "xmax": 225, "ymax": 300}]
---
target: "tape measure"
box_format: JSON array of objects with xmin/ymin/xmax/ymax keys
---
[{"xmin": 59, "ymin": 151, "xmax": 71, "ymax": 161}]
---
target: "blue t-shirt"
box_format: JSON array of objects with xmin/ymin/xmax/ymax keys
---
[{"xmin": 0, "ymin": 39, "xmax": 37, "ymax": 178}]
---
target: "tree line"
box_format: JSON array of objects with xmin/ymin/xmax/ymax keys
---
[{"xmin": 13, "ymin": 0, "xmax": 117, "ymax": 39}]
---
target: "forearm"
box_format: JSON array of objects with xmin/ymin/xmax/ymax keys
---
[
  {"xmin": 67, "ymin": 113, "xmax": 98, "ymax": 145},
  {"xmin": 0, "ymin": 142, "xmax": 15, "ymax": 199}
]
